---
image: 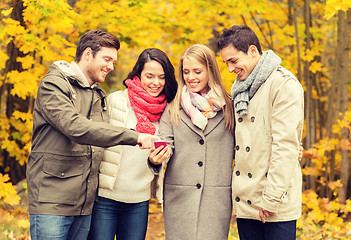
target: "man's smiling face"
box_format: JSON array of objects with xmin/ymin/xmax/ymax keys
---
[{"xmin": 220, "ymin": 44, "xmax": 260, "ymax": 81}]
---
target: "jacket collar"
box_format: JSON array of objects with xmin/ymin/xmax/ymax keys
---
[
  {"xmin": 179, "ymin": 107, "xmax": 224, "ymax": 137},
  {"xmin": 52, "ymin": 60, "xmax": 92, "ymax": 88}
]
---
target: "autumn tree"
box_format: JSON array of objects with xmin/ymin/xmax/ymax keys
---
[
  {"xmin": 0, "ymin": 2, "xmax": 351, "ymax": 235},
  {"xmin": 1, "ymin": 0, "xmax": 28, "ymax": 184}
]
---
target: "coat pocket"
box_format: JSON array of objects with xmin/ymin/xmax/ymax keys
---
[{"xmin": 38, "ymin": 156, "xmax": 85, "ymax": 205}]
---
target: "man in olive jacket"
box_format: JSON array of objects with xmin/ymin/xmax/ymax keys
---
[
  {"xmin": 218, "ymin": 25, "xmax": 304, "ymax": 240},
  {"xmin": 27, "ymin": 30, "xmax": 157, "ymax": 240}
]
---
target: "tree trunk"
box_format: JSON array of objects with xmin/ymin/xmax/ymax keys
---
[
  {"xmin": 303, "ymin": 0, "xmax": 316, "ymax": 191},
  {"xmin": 1, "ymin": 0, "xmax": 28, "ymax": 184},
  {"xmin": 338, "ymin": 9, "xmax": 351, "ymax": 203}
]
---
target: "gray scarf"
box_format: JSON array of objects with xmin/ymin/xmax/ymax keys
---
[{"xmin": 231, "ymin": 50, "xmax": 281, "ymax": 115}]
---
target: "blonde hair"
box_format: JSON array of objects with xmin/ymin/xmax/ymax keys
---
[{"xmin": 167, "ymin": 44, "xmax": 234, "ymax": 131}]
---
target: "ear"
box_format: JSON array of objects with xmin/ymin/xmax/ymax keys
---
[
  {"xmin": 82, "ymin": 47, "xmax": 93, "ymax": 62},
  {"xmin": 248, "ymin": 45, "xmax": 259, "ymax": 58}
]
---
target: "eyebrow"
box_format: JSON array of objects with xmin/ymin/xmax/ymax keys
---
[
  {"xmin": 223, "ymin": 57, "xmax": 235, "ymax": 63},
  {"xmin": 104, "ymin": 56, "xmax": 117, "ymax": 63},
  {"xmin": 145, "ymin": 72, "xmax": 165, "ymax": 76},
  {"xmin": 183, "ymin": 67, "xmax": 203, "ymax": 70}
]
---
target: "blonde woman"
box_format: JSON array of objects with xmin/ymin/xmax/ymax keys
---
[{"xmin": 150, "ymin": 44, "xmax": 235, "ymax": 239}]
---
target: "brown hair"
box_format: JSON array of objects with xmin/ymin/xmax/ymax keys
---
[
  {"xmin": 217, "ymin": 25, "xmax": 262, "ymax": 55},
  {"xmin": 74, "ymin": 29, "xmax": 120, "ymax": 62}
]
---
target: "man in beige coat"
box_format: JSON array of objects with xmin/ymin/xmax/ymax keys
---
[{"xmin": 218, "ymin": 25, "xmax": 304, "ymax": 239}]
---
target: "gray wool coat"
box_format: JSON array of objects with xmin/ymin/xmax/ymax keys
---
[{"xmin": 159, "ymin": 108, "xmax": 235, "ymax": 240}]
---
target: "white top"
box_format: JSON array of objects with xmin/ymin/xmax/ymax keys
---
[
  {"xmin": 98, "ymin": 90, "xmax": 163, "ymax": 203},
  {"xmin": 113, "ymin": 106, "xmax": 159, "ymax": 202}
]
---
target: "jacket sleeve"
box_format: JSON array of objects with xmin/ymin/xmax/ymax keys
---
[
  {"xmin": 260, "ymin": 75, "xmax": 304, "ymax": 212},
  {"xmin": 36, "ymin": 76, "xmax": 139, "ymax": 148},
  {"xmin": 158, "ymin": 108, "xmax": 174, "ymax": 165}
]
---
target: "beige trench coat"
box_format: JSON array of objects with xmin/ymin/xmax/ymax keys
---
[
  {"xmin": 159, "ymin": 108, "xmax": 235, "ymax": 240},
  {"xmin": 232, "ymin": 66, "xmax": 304, "ymax": 222}
]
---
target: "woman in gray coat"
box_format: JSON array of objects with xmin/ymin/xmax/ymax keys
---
[{"xmin": 151, "ymin": 44, "xmax": 235, "ymax": 240}]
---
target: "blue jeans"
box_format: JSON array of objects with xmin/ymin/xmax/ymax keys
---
[
  {"xmin": 237, "ymin": 218, "xmax": 296, "ymax": 240},
  {"xmin": 88, "ymin": 197, "xmax": 149, "ymax": 240},
  {"xmin": 30, "ymin": 214, "xmax": 91, "ymax": 240}
]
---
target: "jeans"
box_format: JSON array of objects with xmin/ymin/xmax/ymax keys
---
[
  {"xmin": 237, "ymin": 218, "xmax": 297, "ymax": 240},
  {"xmin": 30, "ymin": 214, "xmax": 91, "ymax": 240},
  {"xmin": 88, "ymin": 197, "xmax": 149, "ymax": 240}
]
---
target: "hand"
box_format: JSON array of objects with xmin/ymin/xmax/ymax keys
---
[
  {"xmin": 298, "ymin": 143, "xmax": 304, "ymax": 162},
  {"xmin": 137, "ymin": 133, "xmax": 160, "ymax": 149},
  {"xmin": 259, "ymin": 207, "xmax": 276, "ymax": 223},
  {"xmin": 149, "ymin": 145, "xmax": 171, "ymax": 165}
]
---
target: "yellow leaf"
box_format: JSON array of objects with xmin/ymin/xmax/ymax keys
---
[
  {"xmin": 1, "ymin": 7, "xmax": 13, "ymax": 17},
  {"xmin": 302, "ymin": 167, "xmax": 320, "ymax": 177},
  {"xmin": 309, "ymin": 61, "xmax": 323, "ymax": 73},
  {"xmin": 16, "ymin": 219, "xmax": 30, "ymax": 229},
  {"xmin": 328, "ymin": 180, "xmax": 343, "ymax": 191}
]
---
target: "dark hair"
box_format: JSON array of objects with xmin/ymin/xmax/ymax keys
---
[
  {"xmin": 217, "ymin": 25, "xmax": 262, "ymax": 55},
  {"xmin": 124, "ymin": 48, "xmax": 178, "ymax": 102},
  {"xmin": 75, "ymin": 29, "xmax": 120, "ymax": 62}
]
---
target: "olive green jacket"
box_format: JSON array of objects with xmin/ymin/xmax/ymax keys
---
[{"xmin": 27, "ymin": 61, "xmax": 138, "ymax": 216}]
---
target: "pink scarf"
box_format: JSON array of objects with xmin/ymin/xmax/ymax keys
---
[
  {"xmin": 181, "ymin": 85, "xmax": 225, "ymax": 130},
  {"xmin": 125, "ymin": 76, "xmax": 167, "ymax": 135}
]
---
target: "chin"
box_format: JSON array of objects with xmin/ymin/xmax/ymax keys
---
[{"xmin": 148, "ymin": 92, "xmax": 160, "ymax": 97}]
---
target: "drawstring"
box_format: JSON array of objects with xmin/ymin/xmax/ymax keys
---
[
  {"xmin": 87, "ymin": 88, "xmax": 107, "ymax": 119},
  {"xmin": 87, "ymin": 90, "xmax": 94, "ymax": 119}
]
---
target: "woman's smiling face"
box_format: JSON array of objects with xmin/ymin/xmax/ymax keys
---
[
  {"xmin": 182, "ymin": 57, "xmax": 209, "ymax": 94},
  {"xmin": 140, "ymin": 60, "xmax": 166, "ymax": 97}
]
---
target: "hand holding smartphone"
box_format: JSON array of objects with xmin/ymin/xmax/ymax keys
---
[
  {"xmin": 154, "ymin": 140, "xmax": 168, "ymax": 149},
  {"xmin": 150, "ymin": 140, "xmax": 171, "ymax": 165}
]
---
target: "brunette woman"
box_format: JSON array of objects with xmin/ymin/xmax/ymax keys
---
[{"xmin": 88, "ymin": 48, "xmax": 177, "ymax": 240}]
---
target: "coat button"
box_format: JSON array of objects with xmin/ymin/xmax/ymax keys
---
[
  {"xmin": 236, "ymin": 145, "xmax": 240, "ymax": 151},
  {"xmin": 247, "ymin": 200, "xmax": 252, "ymax": 205},
  {"xmin": 199, "ymin": 139, "xmax": 204, "ymax": 145},
  {"xmin": 238, "ymin": 117, "xmax": 243, "ymax": 123},
  {"xmin": 196, "ymin": 184, "xmax": 201, "ymax": 189},
  {"xmin": 198, "ymin": 161, "xmax": 203, "ymax": 167},
  {"xmin": 251, "ymin": 116, "xmax": 255, "ymax": 122},
  {"xmin": 236, "ymin": 171, "xmax": 240, "ymax": 176},
  {"xmin": 61, "ymin": 173, "xmax": 65, "ymax": 177},
  {"xmin": 248, "ymin": 173, "xmax": 252, "ymax": 178},
  {"xmin": 246, "ymin": 146, "xmax": 250, "ymax": 152},
  {"xmin": 235, "ymin": 197, "xmax": 240, "ymax": 202}
]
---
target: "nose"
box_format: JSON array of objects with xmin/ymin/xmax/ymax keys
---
[
  {"xmin": 228, "ymin": 65, "xmax": 235, "ymax": 73},
  {"xmin": 152, "ymin": 77, "xmax": 160, "ymax": 85},
  {"xmin": 188, "ymin": 72, "xmax": 196, "ymax": 80},
  {"xmin": 107, "ymin": 62, "xmax": 114, "ymax": 71}
]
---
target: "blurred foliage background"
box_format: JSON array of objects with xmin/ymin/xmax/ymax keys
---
[{"xmin": 0, "ymin": 0, "xmax": 351, "ymax": 239}]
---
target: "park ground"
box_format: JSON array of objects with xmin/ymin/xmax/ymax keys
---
[{"xmin": 0, "ymin": 198, "xmax": 239, "ymax": 240}]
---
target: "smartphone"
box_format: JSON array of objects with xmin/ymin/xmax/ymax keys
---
[{"xmin": 154, "ymin": 140, "xmax": 168, "ymax": 149}]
